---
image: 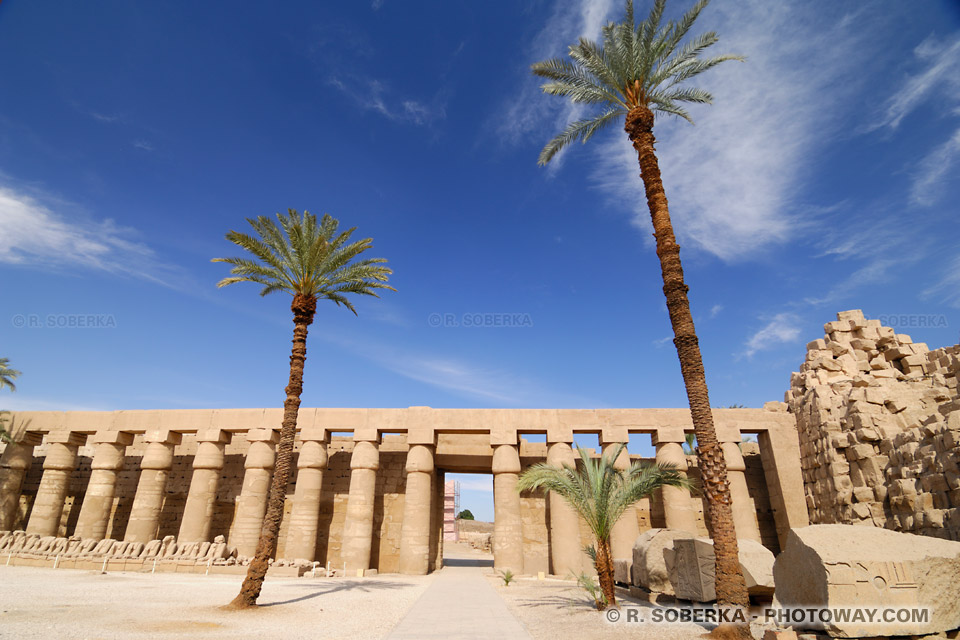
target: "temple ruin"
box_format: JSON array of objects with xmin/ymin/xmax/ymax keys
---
[{"xmin": 0, "ymin": 407, "xmax": 807, "ymax": 575}]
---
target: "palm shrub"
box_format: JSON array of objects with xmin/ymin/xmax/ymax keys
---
[
  {"xmin": 517, "ymin": 444, "xmax": 692, "ymax": 608},
  {"xmin": 533, "ymin": 0, "xmax": 749, "ymax": 608},
  {"xmin": 214, "ymin": 209, "xmax": 393, "ymax": 608}
]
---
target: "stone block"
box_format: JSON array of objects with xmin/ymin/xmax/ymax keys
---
[
  {"xmin": 613, "ymin": 558, "xmax": 631, "ymax": 585},
  {"xmin": 665, "ymin": 537, "xmax": 774, "ymax": 602},
  {"xmin": 631, "ymin": 528, "xmax": 691, "ymax": 594},
  {"xmin": 773, "ymin": 525, "xmax": 960, "ymax": 637}
]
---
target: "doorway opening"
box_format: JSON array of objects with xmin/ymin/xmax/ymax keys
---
[{"xmin": 440, "ymin": 472, "xmax": 494, "ymax": 568}]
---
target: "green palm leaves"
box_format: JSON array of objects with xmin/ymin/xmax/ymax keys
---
[
  {"xmin": 0, "ymin": 358, "xmax": 20, "ymax": 392},
  {"xmin": 534, "ymin": 0, "xmax": 743, "ymax": 165},
  {"xmin": 213, "ymin": 209, "xmax": 394, "ymax": 313},
  {"xmin": 517, "ymin": 443, "xmax": 694, "ymax": 542}
]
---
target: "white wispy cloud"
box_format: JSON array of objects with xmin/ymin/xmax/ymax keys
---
[
  {"xmin": 924, "ymin": 253, "xmax": 960, "ymax": 308},
  {"xmin": 0, "ymin": 183, "xmax": 178, "ymax": 286},
  {"xmin": 743, "ymin": 313, "xmax": 801, "ymax": 358},
  {"xmin": 590, "ymin": 1, "xmax": 872, "ymax": 262},
  {"xmin": 709, "ymin": 304, "xmax": 723, "ymax": 318},
  {"xmin": 911, "ymin": 127, "xmax": 960, "ymax": 206},
  {"xmin": 328, "ymin": 77, "xmax": 445, "ymax": 126},
  {"xmin": 493, "ymin": 0, "xmax": 618, "ymax": 170},
  {"xmin": 870, "ymin": 34, "xmax": 960, "ymax": 131},
  {"xmin": 132, "ymin": 139, "xmax": 154, "ymax": 152}
]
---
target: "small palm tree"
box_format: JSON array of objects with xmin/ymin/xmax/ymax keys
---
[
  {"xmin": 214, "ymin": 209, "xmax": 393, "ymax": 609},
  {"xmin": 0, "ymin": 358, "xmax": 20, "ymax": 392},
  {"xmin": 518, "ymin": 444, "xmax": 693, "ymax": 609},
  {"xmin": 0, "ymin": 358, "xmax": 20, "ymax": 444},
  {"xmin": 533, "ymin": 0, "xmax": 750, "ymax": 608}
]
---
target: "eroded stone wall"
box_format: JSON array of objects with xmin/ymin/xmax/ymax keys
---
[{"xmin": 787, "ymin": 310, "xmax": 960, "ymax": 539}]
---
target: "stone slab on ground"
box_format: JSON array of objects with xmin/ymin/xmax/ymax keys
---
[
  {"xmin": 632, "ymin": 528, "xmax": 695, "ymax": 595},
  {"xmin": 666, "ymin": 537, "xmax": 775, "ymax": 602},
  {"xmin": 773, "ymin": 524, "xmax": 960, "ymax": 638}
]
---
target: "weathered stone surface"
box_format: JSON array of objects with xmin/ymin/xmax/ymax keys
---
[
  {"xmin": 613, "ymin": 558, "xmax": 631, "ymax": 585},
  {"xmin": 631, "ymin": 528, "xmax": 691, "ymax": 594},
  {"xmin": 773, "ymin": 525, "xmax": 960, "ymax": 637},
  {"xmin": 665, "ymin": 536, "xmax": 775, "ymax": 601},
  {"xmin": 788, "ymin": 311, "xmax": 960, "ymax": 539}
]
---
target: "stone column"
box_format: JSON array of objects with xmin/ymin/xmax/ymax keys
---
[
  {"xmin": 74, "ymin": 431, "xmax": 134, "ymax": 540},
  {"xmin": 399, "ymin": 443, "xmax": 435, "ymax": 575},
  {"xmin": 125, "ymin": 430, "xmax": 182, "ymax": 543},
  {"xmin": 492, "ymin": 444, "xmax": 524, "ymax": 573},
  {"xmin": 546, "ymin": 441, "xmax": 582, "ymax": 576},
  {"xmin": 653, "ymin": 434, "xmax": 698, "ymax": 533},
  {"xmin": 230, "ymin": 429, "xmax": 279, "ymax": 557},
  {"xmin": 603, "ymin": 441, "xmax": 640, "ymax": 561},
  {"xmin": 26, "ymin": 432, "xmax": 86, "ymax": 537},
  {"xmin": 721, "ymin": 440, "xmax": 762, "ymax": 543},
  {"xmin": 0, "ymin": 431, "xmax": 42, "ymax": 531},
  {"xmin": 177, "ymin": 429, "xmax": 232, "ymax": 544},
  {"xmin": 342, "ymin": 438, "xmax": 379, "ymax": 573},
  {"xmin": 283, "ymin": 432, "xmax": 328, "ymax": 561}
]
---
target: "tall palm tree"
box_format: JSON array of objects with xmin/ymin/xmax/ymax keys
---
[
  {"xmin": 0, "ymin": 358, "xmax": 20, "ymax": 392},
  {"xmin": 533, "ymin": 0, "xmax": 750, "ymax": 608},
  {"xmin": 214, "ymin": 209, "xmax": 393, "ymax": 609},
  {"xmin": 518, "ymin": 444, "xmax": 692, "ymax": 609}
]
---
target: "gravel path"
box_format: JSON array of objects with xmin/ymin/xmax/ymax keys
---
[
  {"xmin": 491, "ymin": 576, "xmax": 709, "ymax": 640},
  {"xmin": 0, "ymin": 565, "xmax": 432, "ymax": 640}
]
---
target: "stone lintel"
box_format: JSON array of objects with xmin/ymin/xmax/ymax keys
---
[
  {"xmin": 143, "ymin": 429, "xmax": 183, "ymax": 445},
  {"xmin": 405, "ymin": 427, "xmax": 436, "ymax": 446},
  {"xmin": 63, "ymin": 411, "xmax": 115, "ymax": 434},
  {"xmin": 557, "ymin": 409, "xmax": 600, "ymax": 430},
  {"xmin": 44, "ymin": 431, "xmax": 87, "ymax": 447},
  {"xmin": 194, "ymin": 429, "xmax": 232, "ymax": 444},
  {"xmin": 114, "ymin": 409, "xmax": 162, "ymax": 432},
  {"xmin": 652, "ymin": 426, "xmax": 688, "ymax": 445},
  {"xmin": 160, "ymin": 409, "xmax": 213, "ymax": 432},
  {"xmin": 211, "ymin": 408, "xmax": 266, "ymax": 431},
  {"xmin": 245, "ymin": 428, "xmax": 280, "ymax": 443},
  {"xmin": 90, "ymin": 430, "xmax": 135, "ymax": 446}
]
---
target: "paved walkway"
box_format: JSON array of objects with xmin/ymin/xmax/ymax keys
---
[{"xmin": 385, "ymin": 544, "xmax": 532, "ymax": 640}]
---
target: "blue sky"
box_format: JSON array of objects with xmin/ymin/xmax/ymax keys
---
[{"xmin": 2, "ymin": 0, "xmax": 959, "ymax": 518}]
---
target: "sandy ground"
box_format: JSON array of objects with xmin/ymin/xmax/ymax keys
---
[
  {"xmin": 491, "ymin": 575, "xmax": 711, "ymax": 640},
  {"xmin": 0, "ymin": 565, "xmax": 433, "ymax": 640}
]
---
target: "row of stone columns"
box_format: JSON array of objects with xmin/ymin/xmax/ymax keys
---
[{"xmin": 0, "ymin": 427, "xmax": 762, "ymax": 575}]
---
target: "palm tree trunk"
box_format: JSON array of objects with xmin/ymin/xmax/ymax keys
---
[
  {"xmin": 624, "ymin": 105, "xmax": 749, "ymax": 609},
  {"xmin": 227, "ymin": 293, "xmax": 316, "ymax": 609},
  {"xmin": 595, "ymin": 538, "xmax": 617, "ymax": 609}
]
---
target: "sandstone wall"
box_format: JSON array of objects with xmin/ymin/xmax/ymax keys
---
[{"xmin": 787, "ymin": 310, "xmax": 960, "ymax": 538}]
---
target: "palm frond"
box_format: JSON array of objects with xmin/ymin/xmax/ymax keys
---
[
  {"xmin": 537, "ymin": 108, "xmax": 625, "ymax": 166},
  {"xmin": 213, "ymin": 209, "xmax": 393, "ymax": 312},
  {"xmin": 534, "ymin": 0, "xmax": 741, "ymax": 165}
]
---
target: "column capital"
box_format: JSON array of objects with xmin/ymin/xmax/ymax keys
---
[
  {"xmin": 721, "ymin": 441, "xmax": 746, "ymax": 471},
  {"xmin": 405, "ymin": 427, "xmax": 435, "ymax": 446},
  {"xmin": 490, "ymin": 428, "xmax": 518, "ymax": 446},
  {"xmin": 245, "ymin": 428, "xmax": 279, "ymax": 443},
  {"xmin": 350, "ymin": 440, "xmax": 379, "ymax": 470},
  {"xmin": 195, "ymin": 429, "xmax": 232, "ymax": 444},
  {"xmin": 352, "ymin": 427, "xmax": 379, "ymax": 442},
  {"xmin": 600, "ymin": 425, "xmax": 629, "ymax": 445},
  {"xmin": 652, "ymin": 426, "xmax": 687, "ymax": 445},
  {"xmin": 13, "ymin": 431, "xmax": 43, "ymax": 447},
  {"xmin": 405, "ymin": 443, "xmax": 434, "ymax": 473},
  {"xmin": 298, "ymin": 427, "xmax": 328, "ymax": 443},
  {"xmin": 43, "ymin": 431, "xmax": 87, "ymax": 447},
  {"xmin": 90, "ymin": 430, "xmax": 135, "ymax": 446},
  {"xmin": 144, "ymin": 429, "xmax": 182, "ymax": 445},
  {"xmin": 546, "ymin": 423, "xmax": 573, "ymax": 444},
  {"xmin": 492, "ymin": 444, "xmax": 521, "ymax": 474}
]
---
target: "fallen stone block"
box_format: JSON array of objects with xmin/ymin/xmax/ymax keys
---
[
  {"xmin": 773, "ymin": 524, "xmax": 960, "ymax": 638},
  {"xmin": 665, "ymin": 536, "xmax": 775, "ymax": 602},
  {"xmin": 631, "ymin": 528, "xmax": 692, "ymax": 595}
]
